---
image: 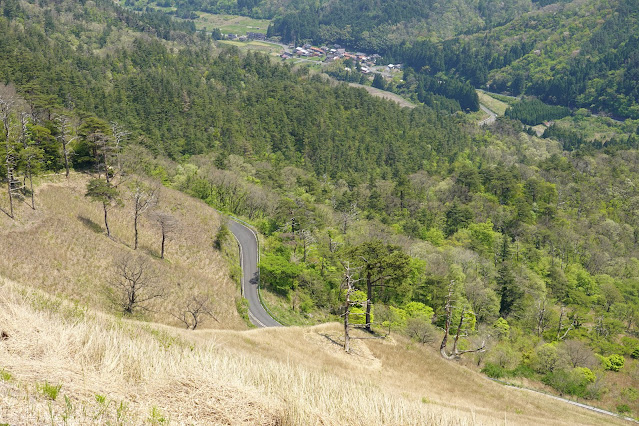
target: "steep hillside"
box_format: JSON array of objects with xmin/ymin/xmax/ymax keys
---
[
  {"xmin": 0, "ymin": 173, "xmax": 245, "ymax": 329},
  {"xmin": 0, "ymin": 277, "xmax": 627, "ymax": 425},
  {"xmin": 383, "ymin": 0, "xmax": 639, "ymax": 118}
]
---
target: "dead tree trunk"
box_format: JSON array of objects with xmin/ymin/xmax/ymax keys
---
[
  {"xmin": 439, "ymin": 281, "xmax": 454, "ymax": 359},
  {"xmin": 56, "ymin": 115, "xmax": 76, "ymax": 179},
  {"xmin": 28, "ymin": 168, "xmax": 34, "ymax": 209},
  {"xmin": 6, "ymin": 170, "xmax": 12, "ymax": 218},
  {"xmin": 1, "ymin": 100, "xmax": 14, "ymax": 218},
  {"xmin": 103, "ymin": 201, "xmax": 111, "ymax": 237},
  {"xmin": 365, "ymin": 270, "xmax": 373, "ymax": 332},
  {"xmin": 344, "ymin": 284, "xmax": 351, "ymax": 353},
  {"xmin": 152, "ymin": 211, "xmax": 176, "ymax": 259},
  {"xmin": 341, "ymin": 261, "xmax": 363, "ymax": 353},
  {"xmin": 440, "ymin": 280, "xmax": 485, "ymax": 360}
]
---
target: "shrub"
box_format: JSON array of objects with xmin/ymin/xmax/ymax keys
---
[
  {"xmin": 481, "ymin": 363, "xmax": 505, "ymax": 379},
  {"xmin": 213, "ymin": 223, "xmax": 230, "ymax": 249},
  {"xmin": 493, "ymin": 317, "xmax": 510, "ymax": 339},
  {"xmin": 542, "ymin": 368, "xmax": 595, "ymax": 398},
  {"xmin": 599, "ymin": 354, "xmax": 625, "ymax": 372},
  {"xmin": 621, "ymin": 387, "xmax": 639, "ymax": 402},
  {"xmin": 617, "ymin": 404, "xmax": 631, "ymax": 414},
  {"xmin": 631, "ymin": 348, "xmax": 639, "ymax": 359},
  {"xmin": 510, "ymin": 364, "xmax": 535, "ymax": 379},
  {"xmin": 405, "ymin": 317, "xmax": 436, "ymax": 345},
  {"xmin": 608, "ymin": 354, "xmax": 625, "ymax": 372},
  {"xmin": 404, "ymin": 302, "xmax": 434, "ymax": 320},
  {"xmin": 574, "ymin": 367, "xmax": 596, "ymax": 383},
  {"xmin": 532, "ymin": 343, "xmax": 561, "ymax": 374},
  {"xmin": 488, "ymin": 343, "xmax": 520, "ymax": 369},
  {"xmin": 259, "ymin": 253, "xmax": 301, "ymax": 295}
]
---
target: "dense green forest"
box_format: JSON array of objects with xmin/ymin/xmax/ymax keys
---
[
  {"xmin": 505, "ymin": 98, "xmax": 571, "ymax": 125},
  {"xmin": 4, "ymin": 0, "xmax": 639, "ymax": 417},
  {"xmin": 123, "ymin": 0, "xmax": 639, "ymax": 118},
  {"xmin": 381, "ymin": 0, "xmax": 639, "ymax": 119}
]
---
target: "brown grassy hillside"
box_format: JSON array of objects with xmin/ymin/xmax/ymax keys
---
[
  {"xmin": 0, "ymin": 173, "xmax": 244, "ymax": 330},
  {"xmin": 0, "ymin": 277, "xmax": 626, "ymax": 425}
]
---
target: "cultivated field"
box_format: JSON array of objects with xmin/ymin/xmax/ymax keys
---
[{"xmin": 194, "ymin": 12, "xmax": 270, "ymax": 34}]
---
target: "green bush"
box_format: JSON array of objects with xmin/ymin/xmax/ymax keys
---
[
  {"xmin": 617, "ymin": 404, "xmax": 631, "ymax": 414},
  {"xmin": 542, "ymin": 368, "xmax": 594, "ymax": 398},
  {"xmin": 481, "ymin": 363, "xmax": 506, "ymax": 379},
  {"xmin": 259, "ymin": 253, "xmax": 301, "ymax": 296},
  {"xmin": 599, "ymin": 353, "xmax": 625, "ymax": 371},
  {"xmin": 575, "ymin": 367, "xmax": 596, "ymax": 384},
  {"xmin": 493, "ymin": 317, "xmax": 510, "ymax": 339},
  {"xmin": 608, "ymin": 354, "xmax": 625, "ymax": 371},
  {"xmin": 631, "ymin": 348, "xmax": 639, "ymax": 359},
  {"xmin": 0, "ymin": 369, "xmax": 12, "ymax": 382},
  {"xmin": 509, "ymin": 364, "xmax": 535, "ymax": 379},
  {"xmin": 621, "ymin": 387, "xmax": 639, "ymax": 402}
]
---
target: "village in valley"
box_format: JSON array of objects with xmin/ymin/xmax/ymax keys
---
[{"xmin": 222, "ymin": 31, "xmax": 402, "ymax": 78}]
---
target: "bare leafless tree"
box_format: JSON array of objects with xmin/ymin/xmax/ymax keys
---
[
  {"xmin": 111, "ymin": 256, "xmax": 162, "ymax": 314},
  {"xmin": 534, "ymin": 296, "xmax": 552, "ymax": 337},
  {"xmin": 406, "ymin": 317, "xmax": 437, "ymax": 345},
  {"xmin": 172, "ymin": 295, "xmax": 218, "ymax": 330},
  {"xmin": 338, "ymin": 203, "xmax": 358, "ymax": 234},
  {"xmin": 152, "ymin": 211, "xmax": 177, "ymax": 259},
  {"xmin": 560, "ymin": 339, "xmax": 597, "ymax": 368},
  {"xmin": 440, "ymin": 280, "xmax": 485, "ymax": 360},
  {"xmin": 0, "ymin": 89, "xmax": 17, "ymax": 218},
  {"xmin": 54, "ymin": 114, "xmax": 77, "ymax": 179},
  {"xmin": 110, "ymin": 121, "xmax": 129, "ymax": 172},
  {"xmin": 299, "ymin": 229, "xmax": 316, "ymax": 262},
  {"xmin": 341, "ymin": 261, "xmax": 364, "ymax": 353},
  {"xmin": 131, "ymin": 180, "xmax": 158, "ymax": 250},
  {"xmin": 557, "ymin": 305, "xmax": 578, "ymax": 340}
]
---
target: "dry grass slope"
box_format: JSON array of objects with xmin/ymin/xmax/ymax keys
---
[
  {"xmin": 0, "ymin": 173, "xmax": 244, "ymax": 329},
  {"xmin": 0, "ymin": 279, "xmax": 626, "ymax": 425}
]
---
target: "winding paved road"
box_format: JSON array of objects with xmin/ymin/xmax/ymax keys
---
[
  {"xmin": 479, "ymin": 104, "xmax": 497, "ymax": 126},
  {"xmin": 228, "ymin": 219, "xmax": 281, "ymax": 328}
]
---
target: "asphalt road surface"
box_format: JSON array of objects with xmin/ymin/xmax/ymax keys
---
[
  {"xmin": 479, "ymin": 104, "xmax": 497, "ymax": 126},
  {"xmin": 228, "ymin": 219, "xmax": 281, "ymax": 328}
]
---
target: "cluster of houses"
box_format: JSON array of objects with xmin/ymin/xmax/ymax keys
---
[
  {"xmin": 218, "ymin": 34, "xmax": 402, "ymax": 76},
  {"xmin": 280, "ymin": 44, "xmax": 383, "ymax": 68}
]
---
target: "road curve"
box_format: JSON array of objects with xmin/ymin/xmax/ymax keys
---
[
  {"xmin": 479, "ymin": 104, "xmax": 497, "ymax": 126},
  {"xmin": 228, "ymin": 219, "xmax": 281, "ymax": 328}
]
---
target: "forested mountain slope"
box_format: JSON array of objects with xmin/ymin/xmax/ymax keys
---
[
  {"xmin": 265, "ymin": 0, "xmax": 536, "ymax": 50},
  {"xmin": 382, "ymin": 0, "xmax": 639, "ymax": 119},
  {"xmin": 129, "ymin": 0, "xmax": 639, "ymax": 118},
  {"xmin": 0, "ymin": 0, "xmax": 469, "ymax": 177}
]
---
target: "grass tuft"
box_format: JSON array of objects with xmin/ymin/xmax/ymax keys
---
[
  {"xmin": 0, "ymin": 369, "xmax": 11, "ymax": 382},
  {"xmin": 38, "ymin": 381, "xmax": 62, "ymax": 400}
]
